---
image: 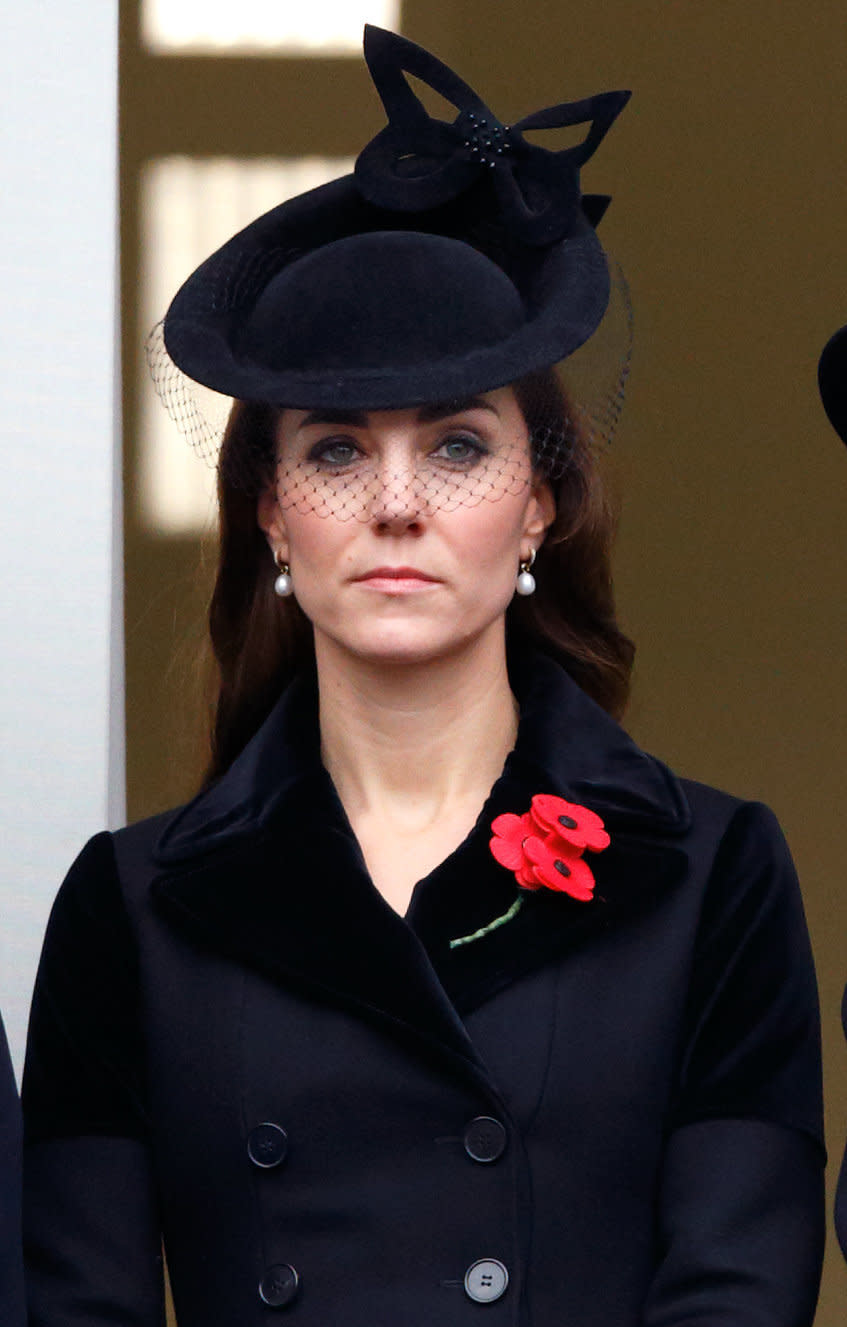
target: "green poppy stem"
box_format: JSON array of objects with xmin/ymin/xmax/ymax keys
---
[{"xmin": 449, "ymin": 895, "xmax": 524, "ymax": 949}]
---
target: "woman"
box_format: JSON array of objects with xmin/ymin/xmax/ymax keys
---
[{"xmin": 23, "ymin": 26, "xmax": 824, "ymax": 1326}]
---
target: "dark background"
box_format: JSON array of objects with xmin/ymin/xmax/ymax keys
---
[{"xmin": 119, "ymin": 4, "xmax": 847, "ymax": 1319}]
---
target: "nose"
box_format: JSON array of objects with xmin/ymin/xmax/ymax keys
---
[{"xmin": 368, "ymin": 454, "xmax": 427, "ymax": 530}]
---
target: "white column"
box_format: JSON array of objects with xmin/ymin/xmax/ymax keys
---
[{"xmin": 0, "ymin": 3, "xmax": 123, "ymax": 1077}]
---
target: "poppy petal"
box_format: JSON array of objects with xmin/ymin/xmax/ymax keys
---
[
  {"xmin": 523, "ymin": 835, "xmax": 595, "ymax": 900},
  {"xmin": 530, "ymin": 793, "xmax": 609, "ymax": 852},
  {"xmin": 490, "ymin": 834, "xmax": 526, "ymax": 871},
  {"xmin": 490, "ymin": 812, "xmax": 534, "ymax": 870},
  {"xmin": 491, "ymin": 812, "xmax": 526, "ymax": 838},
  {"xmin": 516, "ymin": 861, "xmax": 542, "ymax": 889}
]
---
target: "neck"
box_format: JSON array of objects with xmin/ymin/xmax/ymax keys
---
[{"xmin": 316, "ymin": 630, "xmax": 518, "ymax": 832}]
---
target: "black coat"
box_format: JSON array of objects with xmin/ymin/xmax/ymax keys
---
[
  {"xmin": 0, "ymin": 1011, "xmax": 25, "ymax": 1325},
  {"xmin": 22, "ymin": 652, "xmax": 825, "ymax": 1326}
]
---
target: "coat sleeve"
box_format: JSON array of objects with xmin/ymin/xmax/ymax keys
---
[
  {"xmin": 22, "ymin": 832, "xmax": 166, "ymax": 1327},
  {"xmin": 642, "ymin": 801, "xmax": 825, "ymax": 1327}
]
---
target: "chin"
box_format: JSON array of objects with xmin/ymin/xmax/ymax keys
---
[
  {"xmin": 336, "ymin": 619, "xmax": 501, "ymax": 670},
  {"xmin": 311, "ymin": 596, "xmax": 512, "ymax": 670},
  {"xmin": 354, "ymin": 635, "xmax": 458, "ymax": 667}
]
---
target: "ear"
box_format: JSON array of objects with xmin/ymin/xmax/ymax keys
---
[
  {"xmin": 256, "ymin": 487, "xmax": 289, "ymax": 563},
  {"xmin": 522, "ymin": 479, "xmax": 556, "ymax": 553}
]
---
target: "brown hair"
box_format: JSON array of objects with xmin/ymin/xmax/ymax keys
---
[{"xmin": 205, "ymin": 373, "xmax": 634, "ymax": 781}]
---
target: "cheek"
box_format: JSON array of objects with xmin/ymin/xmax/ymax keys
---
[
  {"xmin": 283, "ymin": 509, "xmax": 348, "ymax": 565},
  {"xmin": 278, "ymin": 513, "xmax": 355, "ymax": 617},
  {"xmin": 450, "ymin": 501, "xmax": 526, "ymax": 590}
]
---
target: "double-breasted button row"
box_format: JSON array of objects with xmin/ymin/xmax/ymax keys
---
[
  {"xmin": 463, "ymin": 1115, "xmax": 507, "ymax": 1163},
  {"xmin": 250, "ymin": 1118, "xmax": 506, "ymax": 1308},
  {"xmin": 250, "ymin": 1116, "xmax": 505, "ymax": 1167},
  {"xmin": 257, "ymin": 1258, "xmax": 507, "ymax": 1307},
  {"xmin": 464, "ymin": 1258, "xmax": 509, "ymax": 1303},
  {"xmin": 248, "ymin": 1122, "xmax": 289, "ymax": 1169},
  {"xmin": 259, "ymin": 1263, "xmax": 299, "ymax": 1308}
]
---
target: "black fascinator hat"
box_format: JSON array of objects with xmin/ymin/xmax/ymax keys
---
[
  {"xmin": 818, "ymin": 323, "xmax": 847, "ymax": 444},
  {"xmin": 161, "ymin": 25, "xmax": 630, "ymax": 417}
]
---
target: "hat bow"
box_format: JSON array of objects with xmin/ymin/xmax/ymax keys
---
[{"xmin": 355, "ymin": 24, "xmax": 630, "ymax": 246}]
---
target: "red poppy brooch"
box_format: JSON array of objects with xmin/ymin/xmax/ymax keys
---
[{"xmin": 450, "ymin": 794, "xmax": 610, "ymax": 949}]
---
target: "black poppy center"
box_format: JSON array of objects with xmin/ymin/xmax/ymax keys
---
[
  {"xmin": 554, "ymin": 859, "xmax": 572, "ymax": 878},
  {"xmin": 558, "ymin": 814, "xmax": 578, "ymax": 830}
]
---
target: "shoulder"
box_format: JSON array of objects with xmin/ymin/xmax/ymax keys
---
[
  {"xmin": 46, "ymin": 801, "xmax": 187, "ymax": 939},
  {"xmin": 24, "ymin": 824, "xmax": 175, "ymax": 1142},
  {"xmin": 674, "ymin": 777, "xmax": 801, "ymax": 895},
  {"xmin": 678, "ymin": 777, "xmax": 793, "ymax": 858},
  {"xmin": 112, "ymin": 806, "xmax": 184, "ymax": 882},
  {"xmin": 59, "ymin": 806, "xmax": 183, "ymax": 874},
  {"xmin": 662, "ymin": 777, "xmax": 809, "ymax": 948}
]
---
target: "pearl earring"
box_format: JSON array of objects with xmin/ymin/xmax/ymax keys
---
[
  {"xmin": 515, "ymin": 549, "xmax": 536, "ymax": 597},
  {"xmin": 273, "ymin": 550, "xmax": 294, "ymax": 598}
]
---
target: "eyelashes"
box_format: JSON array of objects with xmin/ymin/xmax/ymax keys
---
[
  {"xmin": 302, "ymin": 430, "xmax": 491, "ymax": 473},
  {"xmin": 305, "ymin": 436, "xmax": 360, "ymax": 469},
  {"xmin": 433, "ymin": 433, "xmax": 489, "ymax": 465}
]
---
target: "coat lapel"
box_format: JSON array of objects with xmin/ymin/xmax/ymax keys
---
[
  {"xmin": 152, "ymin": 653, "xmax": 691, "ymax": 1069},
  {"xmin": 152, "ymin": 680, "xmax": 487, "ymax": 1079},
  {"xmin": 406, "ymin": 651, "xmax": 691, "ymax": 1011},
  {"xmin": 152, "ymin": 825, "xmax": 487, "ymax": 1077},
  {"xmin": 409, "ymin": 820, "xmax": 689, "ymax": 1014}
]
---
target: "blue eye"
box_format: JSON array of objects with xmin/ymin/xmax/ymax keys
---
[
  {"xmin": 307, "ymin": 437, "xmax": 360, "ymax": 468},
  {"xmin": 434, "ymin": 433, "xmax": 487, "ymax": 465}
]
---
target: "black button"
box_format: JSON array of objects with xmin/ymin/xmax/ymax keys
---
[
  {"xmin": 248, "ymin": 1122, "xmax": 288, "ymax": 1169},
  {"xmin": 464, "ymin": 1258, "xmax": 508, "ymax": 1303},
  {"xmin": 259, "ymin": 1263, "xmax": 299, "ymax": 1308},
  {"xmin": 463, "ymin": 1116, "xmax": 507, "ymax": 1163}
]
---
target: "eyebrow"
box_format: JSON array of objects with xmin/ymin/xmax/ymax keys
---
[
  {"xmin": 418, "ymin": 396, "xmax": 499, "ymax": 422},
  {"xmin": 297, "ymin": 396, "xmax": 499, "ymax": 430}
]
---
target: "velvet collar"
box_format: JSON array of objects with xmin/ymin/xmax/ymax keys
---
[{"xmin": 152, "ymin": 651, "xmax": 690, "ymax": 1086}]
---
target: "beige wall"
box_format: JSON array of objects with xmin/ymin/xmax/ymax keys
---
[{"xmin": 120, "ymin": 4, "xmax": 847, "ymax": 1320}]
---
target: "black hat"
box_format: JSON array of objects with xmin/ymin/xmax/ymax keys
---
[
  {"xmin": 818, "ymin": 323, "xmax": 847, "ymax": 444},
  {"xmin": 162, "ymin": 25, "xmax": 630, "ymax": 411}
]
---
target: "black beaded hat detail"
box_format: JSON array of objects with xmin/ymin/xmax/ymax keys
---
[{"xmin": 150, "ymin": 25, "xmax": 632, "ymax": 508}]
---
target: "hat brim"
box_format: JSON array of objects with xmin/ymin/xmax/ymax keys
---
[{"xmin": 163, "ymin": 174, "xmax": 611, "ymax": 411}]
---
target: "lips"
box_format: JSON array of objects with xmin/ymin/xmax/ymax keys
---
[{"xmin": 356, "ymin": 566, "xmax": 439, "ymax": 582}]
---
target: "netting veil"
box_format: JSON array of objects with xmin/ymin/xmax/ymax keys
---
[{"xmin": 147, "ymin": 262, "xmax": 631, "ymax": 520}]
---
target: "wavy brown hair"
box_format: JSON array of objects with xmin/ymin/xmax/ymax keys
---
[{"xmin": 205, "ymin": 371, "xmax": 634, "ymax": 781}]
